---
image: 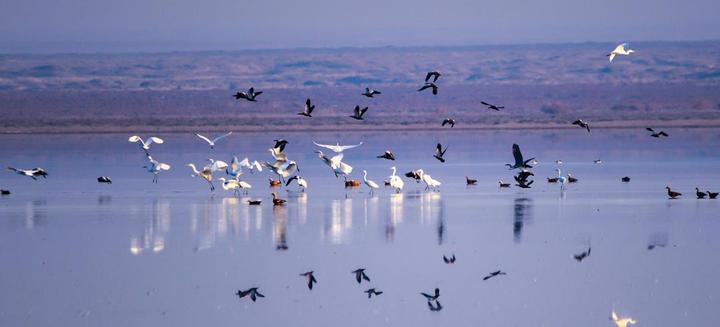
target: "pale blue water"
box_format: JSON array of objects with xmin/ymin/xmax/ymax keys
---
[{"xmin": 0, "ymin": 128, "xmax": 719, "ymax": 326}]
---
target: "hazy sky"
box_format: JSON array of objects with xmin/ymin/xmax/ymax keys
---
[{"xmin": 1, "ymin": 0, "xmax": 719, "ymax": 53}]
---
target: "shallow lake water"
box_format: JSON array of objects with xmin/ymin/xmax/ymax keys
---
[{"xmin": 1, "ymin": 128, "xmax": 719, "ymax": 326}]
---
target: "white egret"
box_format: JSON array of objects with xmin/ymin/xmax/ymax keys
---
[
  {"xmin": 128, "ymin": 135, "xmax": 164, "ymax": 152},
  {"xmin": 610, "ymin": 311, "xmax": 637, "ymax": 327},
  {"xmin": 264, "ymin": 160, "xmax": 298, "ymax": 183},
  {"xmin": 226, "ymin": 156, "xmax": 244, "ymax": 179},
  {"xmin": 362, "ymin": 170, "xmax": 380, "ymax": 195},
  {"xmin": 316, "ymin": 150, "xmax": 353, "ymax": 178},
  {"xmin": 417, "ymin": 169, "xmax": 442, "ymax": 191},
  {"xmin": 388, "ymin": 166, "xmax": 404, "ymax": 193},
  {"xmin": 313, "ymin": 141, "xmax": 363, "ymax": 153},
  {"xmin": 607, "ymin": 43, "xmax": 634, "ymax": 62},
  {"xmin": 187, "ymin": 160, "xmax": 227, "ymax": 191},
  {"xmin": 286, "ymin": 175, "xmax": 308, "ymax": 191},
  {"xmin": 555, "ymin": 168, "xmax": 568, "ymax": 190},
  {"xmin": 195, "ymin": 132, "xmax": 232, "ymax": 149},
  {"xmin": 218, "ymin": 177, "xmax": 252, "ymax": 195},
  {"xmin": 143, "ymin": 154, "xmax": 170, "ymax": 183}
]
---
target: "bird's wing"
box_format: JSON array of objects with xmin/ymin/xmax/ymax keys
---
[
  {"xmin": 512, "ymin": 144, "xmax": 524, "ymax": 165},
  {"xmin": 442, "ymin": 119, "xmax": 449, "ymax": 126},
  {"xmin": 336, "ymin": 142, "xmax": 363, "ymax": 152},
  {"xmin": 157, "ymin": 163, "xmax": 171, "ymax": 171},
  {"xmin": 614, "ymin": 43, "xmax": 627, "ymax": 53},
  {"xmin": 659, "ymin": 131, "xmax": 668, "ymax": 136},
  {"xmin": 374, "ymin": 90, "xmax": 381, "ymax": 94},
  {"xmin": 481, "ymin": 101, "xmax": 491, "ymax": 107},
  {"xmin": 254, "ymin": 91, "xmax": 263, "ymax": 96},
  {"xmin": 286, "ymin": 175, "xmax": 298, "ymax": 186},
  {"xmin": 360, "ymin": 107, "xmax": 368, "ymax": 116},
  {"xmin": 212, "ymin": 132, "xmax": 232, "ymax": 143},
  {"xmin": 128, "ymin": 135, "xmax": 142, "ymax": 143},
  {"xmin": 646, "ymin": 127, "xmax": 654, "ymax": 132},
  {"xmin": 425, "ymin": 72, "xmax": 432, "ymax": 82},
  {"xmin": 195, "ymin": 134, "xmax": 213, "ymax": 144},
  {"xmin": 572, "ymin": 120, "xmax": 581, "ymax": 125},
  {"xmin": 611, "ymin": 311, "xmax": 619, "ymax": 321},
  {"xmin": 211, "ymin": 160, "xmax": 229, "ymax": 172},
  {"xmin": 313, "ymin": 141, "xmax": 340, "ymax": 152},
  {"xmin": 608, "ymin": 53, "xmax": 616, "ymax": 62},
  {"xmin": 353, "ymin": 105, "xmax": 361, "ymax": 116},
  {"xmin": 418, "ymin": 84, "xmax": 430, "ymax": 91},
  {"xmin": 148, "ymin": 137, "xmax": 164, "ymax": 145}
]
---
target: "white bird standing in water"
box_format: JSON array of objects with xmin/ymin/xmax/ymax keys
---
[
  {"xmin": 187, "ymin": 160, "xmax": 228, "ymax": 191},
  {"xmin": 218, "ymin": 177, "xmax": 252, "ymax": 195},
  {"xmin": 611, "ymin": 311, "xmax": 637, "ymax": 327},
  {"xmin": 316, "ymin": 150, "xmax": 353, "ymax": 178},
  {"xmin": 286, "ymin": 175, "xmax": 308, "ymax": 191},
  {"xmin": 417, "ymin": 169, "xmax": 442, "ymax": 192},
  {"xmin": 607, "ymin": 43, "xmax": 635, "ymax": 62},
  {"xmin": 129, "ymin": 135, "xmax": 164, "ymax": 153},
  {"xmin": 388, "ymin": 166, "xmax": 404, "ymax": 193},
  {"xmin": 195, "ymin": 132, "xmax": 232, "ymax": 149},
  {"xmin": 143, "ymin": 154, "xmax": 170, "ymax": 183},
  {"xmin": 362, "ymin": 170, "xmax": 380, "ymax": 195},
  {"xmin": 555, "ymin": 168, "xmax": 568, "ymax": 190}
]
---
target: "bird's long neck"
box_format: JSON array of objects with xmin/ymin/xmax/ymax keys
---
[{"xmin": 188, "ymin": 164, "xmax": 199, "ymax": 174}]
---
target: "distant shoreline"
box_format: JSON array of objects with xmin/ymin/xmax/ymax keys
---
[{"xmin": 2, "ymin": 119, "xmax": 718, "ymax": 134}]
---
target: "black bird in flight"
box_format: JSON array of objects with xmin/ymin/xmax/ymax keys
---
[
  {"xmin": 434, "ymin": 143, "xmax": 448, "ymax": 163},
  {"xmin": 352, "ymin": 268, "xmax": 371, "ymax": 284},
  {"xmin": 349, "ymin": 105, "xmax": 369, "ymax": 120},
  {"xmin": 481, "ymin": 101, "xmax": 504, "ymax": 111},
  {"xmin": 362, "ymin": 87, "xmax": 381, "ymax": 97},
  {"xmin": 299, "ymin": 271, "xmax": 317, "ymax": 290},
  {"xmin": 273, "ymin": 139, "xmax": 289, "ymax": 152},
  {"xmin": 442, "ymin": 118, "xmax": 456, "ymax": 128},
  {"xmin": 234, "ymin": 87, "xmax": 262, "ymax": 102},
  {"xmin": 428, "ymin": 300, "xmax": 443, "ymax": 311},
  {"xmin": 235, "ymin": 287, "xmax": 265, "ymax": 302},
  {"xmin": 421, "ymin": 288, "xmax": 440, "ymax": 301},
  {"xmin": 573, "ymin": 246, "xmax": 592, "ymax": 262},
  {"xmin": 297, "ymin": 98, "xmax": 315, "ymax": 117},
  {"xmin": 646, "ymin": 127, "xmax": 668, "ymax": 138},
  {"xmin": 482, "ymin": 270, "xmax": 507, "ymax": 281},
  {"xmin": 465, "ymin": 176, "xmax": 477, "ymax": 185},
  {"xmin": 443, "ymin": 254, "xmax": 456, "ymax": 264},
  {"xmin": 405, "ymin": 170, "xmax": 422, "ymax": 183},
  {"xmin": 418, "ymin": 82, "xmax": 438, "ymax": 95},
  {"xmin": 425, "ymin": 71, "xmax": 441, "ymax": 82},
  {"xmin": 377, "ymin": 150, "xmax": 396, "ymax": 161},
  {"xmin": 505, "ymin": 144, "xmax": 535, "ymax": 170},
  {"xmin": 97, "ymin": 176, "xmax": 112, "ymax": 184},
  {"xmin": 364, "ymin": 288, "xmax": 383, "ymax": 298},
  {"xmin": 621, "ymin": 176, "xmax": 631, "ymax": 183},
  {"xmin": 572, "ymin": 119, "xmax": 591, "ymax": 132}
]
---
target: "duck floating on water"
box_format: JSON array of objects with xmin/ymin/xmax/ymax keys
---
[{"xmin": 666, "ymin": 186, "xmax": 682, "ymax": 199}]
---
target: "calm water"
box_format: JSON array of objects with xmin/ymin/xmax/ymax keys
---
[{"xmin": 1, "ymin": 128, "xmax": 719, "ymax": 327}]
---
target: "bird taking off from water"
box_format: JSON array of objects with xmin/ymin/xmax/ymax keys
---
[
  {"xmin": 234, "ymin": 87, "xmax": 262, "ymax": 101},
  {"xmin": 128, "ymin": 135, "xmax": 164, "ymax": 153},
  {"xmin": 610, "ymin": 311, "xmax": 637, "ymax": 327},
  {"xmin": 505, "ymin": 144, "xmax": 535, "ymax": 170},
  {"xmin": 607, "ymin": 43, "xmax": 634, "ymax": 62}
]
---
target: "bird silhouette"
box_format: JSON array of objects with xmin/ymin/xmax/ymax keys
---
[
  {"xmin": 573, "ymin": 246, "xmax": 591, "ymax": 262},
  {"xmin": 433, "ymin": 143, "xmax": 448, "ymax": 163},
  {"xmin": 349, "ymin": 105, "xmax": 369, "ymax": 120},
  {"xmin": 377, "ymin": 150, "xmax": 396, "ymax": 161},
  {"xmin": 421, "ymin": 288, "xmax": 440, "ymax": 301},
  {"xmin": 442, "ymin": 118, "xmax": 455, "ymax": 127},
  {"xmin": 646, "ymin": 127, "xmax": 668, "ymax": 138},
  {"xmin": 352, "ymin": 268, "xmax": 371, "ymax": 284},
  {"xmin": 299, "ymin": 271, "xmax": 317, "ymax": 290},
  {"xmin": 572, "ymin": 119, "xmax": 591, "ymax": 132},
  {"xmin": 427, "ymin": 300, "xmax": 443, "ymax": 311},
  {"xmin": 234, "ymin": 87, "xmax": 262, "ymax": 102},
  {"xmin": 364, "ymin": 288, "xmax": 383, "ymax": 298},
  {"xmin": 298, "ymin": 98, "xmax": 315, "ymax": 117},
  {"xmin": 362, "ymin": 88, "xmax": 381, "ymax": 97},
  {"xmin": 481, "ymin": 101, "xmax": 504, "ymax": 111},
  {"xmin": 483, "ymin": 270, "xmax": 507, "ymax": 281},
  {"xmin": 235, "ymin": 287, "xmax": 265, "ymax": 302},
  {"xmin": 443, "ymin": 254, "xmax": 456, "ymax": 264}
]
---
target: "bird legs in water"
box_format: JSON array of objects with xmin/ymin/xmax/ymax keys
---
[
  {"xmin": 207, "ymin": 180, "xmax": 215, "ymax": 192},
  {"xmin": 152, "ymin": 174, "xmax": 158, "ymax": 183}
]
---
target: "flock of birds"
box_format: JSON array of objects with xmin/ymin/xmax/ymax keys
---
[{"xmin": 2, "ymin": 43, "xmax": 716, "ymax": 325}]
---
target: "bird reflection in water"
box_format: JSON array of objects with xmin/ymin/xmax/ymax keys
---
[
  {"xmin": 130, "ymin": 198, "xmax": 170, "ymax": 255},
  {"xmin": 513, "ymin": 198, "xmax": 532, "ymax": 243},
  {"xmin": 190, "ymin": 198, "xmax": 220, "ymax": 252},
  {"xmin": 324, "ymin": 198, "xmax": 353, "ymax": 244},
  {"xmin": 386, "ymin": 193, "xmax": 404, "ymax": 242},
  {"xmin": 25, "ymin": 199, "xmax": 48, "ymax": 229},
  {"xmin": 97, "ymin": 195, "xmax": 111, "ymax": 206},
  {"xmin": 273, "ymin": 205, "xmax": 289, "ymax": 250}
]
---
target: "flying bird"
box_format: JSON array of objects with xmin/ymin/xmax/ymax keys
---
[
  {"xmin": 465, "ymin": 176, "xmax": 477, "ymax": 185},
  {"xmin": 610, "ymin": 311, "xmax": 637, "ymax": 327},
  {"xmin": 97, "ymin": 176, "xmax": 112, "ymax": 184},
  {"xmin": 573, "ymin": 246, "xmax": 592, "ymax": 262},
  {"xmin": 313, "ymin": 141, "xmax": 363, "ymax": 153},
  {"xmin": 607, "ymin": 43, "xmax": 635, "ymax": 63},
  {"xmin": 377, "ymin": 150, "xmax": 396, "ymax": 161},
  {"xmin": 482, "ymin": 270, "xmax": 507, "ymax": 281},
  {"xmin": 349, "ymin": 105, "xmax": 369, "ymax": 120},
  {"xmin": 418, "ymin": 82, "xmax": 438, "ymax": 95},
  {"xmin": 234, "ymin": 87, "xmax": 263, "ymax": 101},
  {"xmin": 128, "ymin": 135, "xmax": 164, "ymax": 153},
  {"xmin": 506, "ymin": 144, "xmax": 535, "ymax": 170},
  {"xmin": 286, "ymin": 175, "xmax": 308, "ymax": 191},
  {"xmin": 195, "ymin": 132, "xmax": 232, "ymax": 149},
  {"xmin": 421, "ymin": 288, "xmax": 440, "ymax": 301},
  {"xmin": 427, "ymin": 300, "xmax": 443, "ymax": 311},
  {"xmin": 235, "ymin": 288, "xmax": 265, "ymax": 302},
  {"xmin": 7, "ymin": 167, "xmax": 48, "ymax": 180},
  {"xmin": 646, "ymin": 127, "xmax": 668, "ymax": 138},
  {"xmin": 142, "ymin": 154, "xmax": 171, "ymax": 183},
  {"xmin": 315, "ymin": 150, "xmax": 353, "ymax": 178},
  {"xmin": 352, "ymin": 268, "xmax": 371, "ymax": 284},
  {"xmin": 298, "ymin": 98, "xmax": 315, "ymax": 117},
  {"xmin": 273, "ymin": 139, "xmax": 289, "ymax": 152},
  {"xmin": 572, "ymin": 119, "xmax": 591, "ymax": 132},
  {"xmin": 188, "ymin": 160, "xmax": 228, "ymax": 191},
  {"xmin": 441, "ymin": 118, "xmax": 456, "ymax": 128},
  {"xmin": 364, "ymin": 288, "xmax": 383, "ymax": 298},
  {"xmin": 362, "ymin": 88, "xmax": 381, "ymax": 97},
  {"xmin": 443, "ymin": 255, "xmax": 456, "ymax": 264},
  {"xmin": 299, "ymin": 271, "xmax": 317, "ymax": 290},
  {"xmin": 425, "ymin": 71, "xmax": 441, "ymax": 82},
  {"xmin": 621, "ymin": 176, "xmax": 631, "ymax": 182},
  {"xmin": 433, "ymin": 143, "xmax": 448, "ymax": 163},
  {"xmin": 481, "ymin": 101, "xmax": 504, "ymax": 111}
]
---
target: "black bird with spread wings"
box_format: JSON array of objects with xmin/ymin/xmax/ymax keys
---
[
  {"xmin": 442, "ymin": 118, "xmax": 455, "ymax": 128},
  {"xmin": 299, "ymin": 271, "xmax": 317, "ymax": 290},
  {"xmin": 481, "ymin": 101, "xmax": 504, "ymax": 111},
  {"xmin": 234, "ymin": 87, "xmax": 263, "ymax": 102},
  {"xmin": 505, "ymin": 144, "xmax": 535, "ymax": 170},
  {"xmin": 352, "ymin": 268, "xmax": 371, "ymax": 284},
  {"xmin": 482, "ymin": 270, "xmax": 507, "ymax": 281},
  {"xmin": 443, "ymin": 254, "xmax": 456, "ymax": 264},
  {"xmin": 573, "ymin": 246, "xmax": 592, "ymax": 262},
  {"xmin": 349, "ymin": 105, "xmax": 369, "ymax": 120},
  {"xmin": 572, "ymin": 119, "xmax": 591, "ymax": 132},
  {"xmin": 235, "ymin": 287, "xmax": 265, "ymax": 302},
  {"xmin": 425, "ymin": 71, "xmax": 441, "ymax": 82},
  {"xmin": 418, "ymin": 82, "xmax": 438, "ymax": 95},
  {"xmin": 298, "ymin": 98, "xmax": 315, "ymax": 117},
  {"xmin": 364, "ymin": 288, "xmax": 383, "ymax": 298},
  {"xmin": 362, "ymin": 88, "xmax": 381, "ymax": 98},
  {"xmin": 434, "ymin": 143, "xmax": 448, "ymax": 163},
  {"xmin": 646, "ymin": 127, "xmax": 668, "ymax": 138}
]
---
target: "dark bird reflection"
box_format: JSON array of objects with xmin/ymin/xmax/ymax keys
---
[
  {"xmin": 273, "ymin": 205, "xmax": 288, "ymax": 250},
  {"xmin": 25, "ymin": 199, "xmax": 48, "ymax": 229},
  {"xmin": 647, "ymin": 232, "xmax": 670, "ymax": 250},
  {"xmin": 513, "ymin": 198, "xmax": 532, "ymax": 243},
  {"xmin": 97, "ymin": 195, "xmax": 111, "ymax": 205},
  {"xmin": 130, "ymin": 198, "xmax": 170, "ymax": 255}
]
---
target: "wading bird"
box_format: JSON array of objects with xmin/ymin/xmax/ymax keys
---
[
  {"xmin": 433, "ymin": 143, "xmax": 448, "ymax": 163},
  {"xmin": 481, "ymin": 101, "xmax": 504, "ymax": 111},
  {"xmin": 298, "ymin": 98, "xmax": 315, "ymax": 117},
  {"xmin": 234, "ymin": 87, "xmax": 262, "ymax": 101},
  {"xmin": 219, "ymin": 177, "xmax": 251, "ymax": 195},
  {"xmin": 7, "ymin": 167, "xmax": 48, "ymax": 180},
  {"xmin": 362, "ymin": 170, "xmax": 380, "ymax": 195},
  {"xmin": 187, "ymin": 159, "xmax": 228, "ymax": 191},
  {"xmin": 362, "ymin": 88, "xmax": 381, "ymax": 97},
  {"xmin": 286, "ymin": 175, "xmax": 307, "ymax": 191},
  {"xmin": 610, "ymin": 311, "xmax": 637, "ymax": 327},
  {"xmin": 607, "ymin": 43, "xmax": 635, "ymax": 62},
  {"xmin": 315, "ymin": 151, "xmax": 353, "ymax": 178},
  {"xmin": 349, "ymin": 105, "xmax": 369, "ymax": 120},
  {"xmin": 143, "ymin": 154, "xmax": 171, "ymax": 183},
  {"xmin": 572, "ymin": 119, "xmax": 591, "ymax": 132},
  {"xmin": 128, "ymin": 135, "xmax": 164, "ymax": 153},
  {"xmin": 442, "ymin": 118, "xmax": 455, "ymax": 127},
  {"xmin": 388, "ymin": 167, "xmax": 405, "ymax": 193},
  {"xmin": 195, "ymin": 132, "xmax": 232, "ymax": 149},
  {"xmin": 555, "ymin": 169, "xmax": 568, "ymax": 190},
  {"xmin": 418, "ymin": 169, "xmax": 441, "ymax": 191}
]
